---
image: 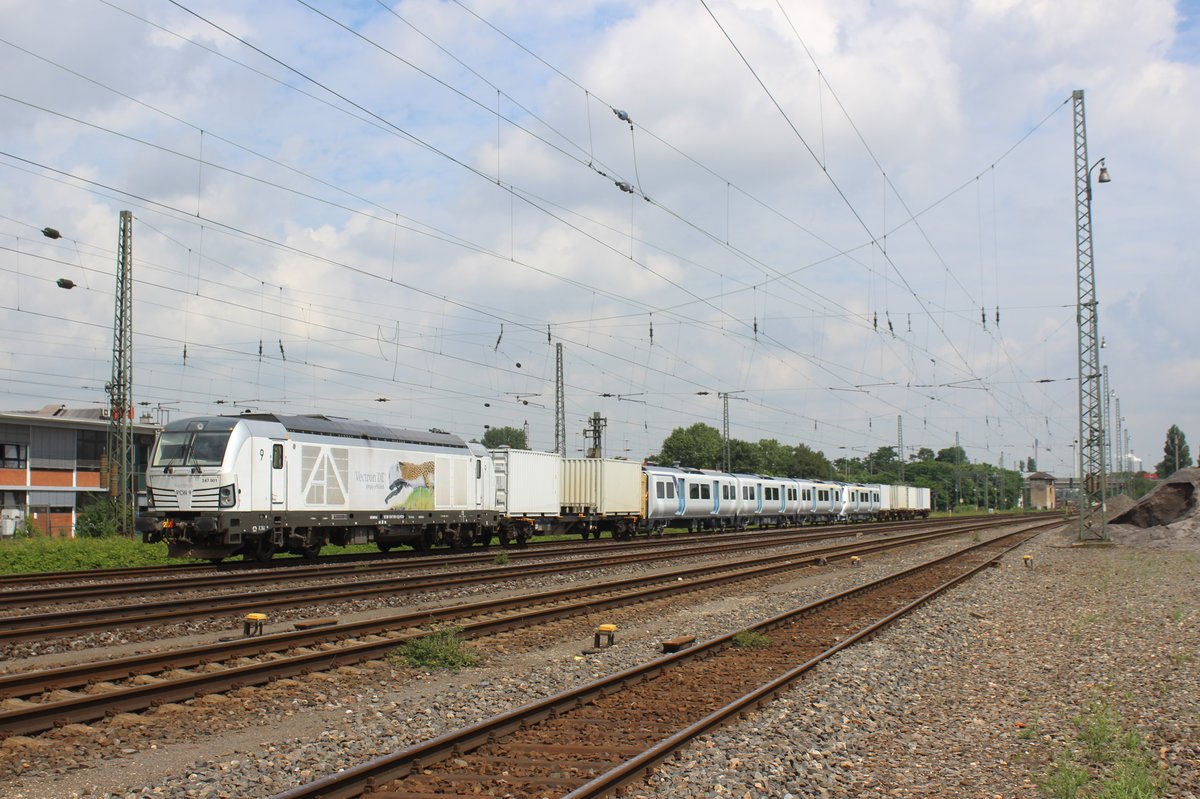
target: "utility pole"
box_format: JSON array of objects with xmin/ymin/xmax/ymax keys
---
[
  {"xmin": 582, "ymin": 412, "xmax": 606, "ymax": 458},
  {"xmin": 720, "ymin": 393, "xmax": 731, "ymax": 472},
  {"xmin": 107, "ymin": 210, "xmax": 134, "ymax": 529},
  {"xmin": 1114, "ymin": 397, "xmax": 1123, "ymax": 479},
  {"xmin": 954, "ymin": 431, "xmax": 961, "ymax": 507},
  {"xmin": 554, "ymin": 343, "xmax": 566, "ymax": 458},
  {"xmin": 1103, "ymin": 365, "xmax": 1113, "ymax": 475},
  {"xmin": 897, "ymin": 415, "xmax": 904, "ymax": 482},
  {"xmin": 1072, "ymin": 88, "xmax": 1110, "ymax": 541},
  {"xmin": 716, "ymin": 391, "xmax": 747, "ymax": 472}
]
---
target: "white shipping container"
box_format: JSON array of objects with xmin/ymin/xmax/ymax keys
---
[
  {"xmin": 561, "ymin": 458, "xmax": 643, "ymax": 515},
  {"xmin": 491, "ymin": 448, "xmax": 561, "ymax": 516}
]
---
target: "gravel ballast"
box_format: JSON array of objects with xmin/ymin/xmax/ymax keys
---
[{"xmin": 2, "ymin": 526, "xmax": 1196, "ymax": 799}]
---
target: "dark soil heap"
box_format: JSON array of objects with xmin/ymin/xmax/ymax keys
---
[{"xmin": 1107, "ymin": 468, "xmax": 1200, "ymax": 550}]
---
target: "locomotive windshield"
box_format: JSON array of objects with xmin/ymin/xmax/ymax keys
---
[{"xmin": 151, "ymin": 429, "xmax": 231, "ymax": 468}]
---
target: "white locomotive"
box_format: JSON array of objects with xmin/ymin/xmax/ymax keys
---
[{"xmin": 138, "ymin": 413, "xmax": 930, "ymax": 561}]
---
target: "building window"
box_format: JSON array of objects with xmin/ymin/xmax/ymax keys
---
[
  {"xmin": 2, "ymin": 443, "xmax": 27, "ymax": 469},
  {"xmin": 77, "ymin": 430, "xmax": 105, "ymax": 469}
]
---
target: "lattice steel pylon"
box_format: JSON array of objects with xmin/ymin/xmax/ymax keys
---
[
  {"xmin": 107, "ymin": 210, "xmax": 135, "ymax": 528},
  {"xmin": 1072, "ymin": 90, "xmax": 1109, "ymax": 541},
  {"xmin": 1114, "ymin": 397, "xmax": 1123, "ymax": 474},
  {"xmin": 1103, "ymin": 365, "xmax": 1113, "ymax": 475},
  {"xmin": 554, "ymin": 343, "xmax": 566, "ymax": 457}
]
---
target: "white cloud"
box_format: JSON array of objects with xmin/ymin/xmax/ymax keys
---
[{"xmin": 0, "ymin": 0, "xmax": 1194, "ymax": 474}]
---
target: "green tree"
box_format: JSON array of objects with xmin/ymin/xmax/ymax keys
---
[
  {"xmin": 755, "ymin": 439, "xmax": 795, "ymax": 476},
  {"xmin": 727, "ymin": 438, "xmax": 758, "ymax": 473},
  {"xmin": 1156, "ymin": 424, "xmax": 1191, "ymax": 477},
  {"xmin": 936, "ymin": 446, "xmax": 968, "ymax": 465},
  {"xmin": 481, "ymin": 426, "xmax": 527, "ymax": 449},
  {"xmin": 914, "ymin": 447, "xmax": 936, "ymax": 462},
  {"xmin": 657, "ymin": 423, "xmax": 723, "ymax": 469},
  {"xmin": 792, "ymin": 443, "xmax": 833, "ymax": 479}
]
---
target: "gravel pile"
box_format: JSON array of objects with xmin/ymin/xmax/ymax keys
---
[
  {"xmin": 1109, "ymin": 469, "xmax": 1200, "ymax": 552},
  {"xmin": 3, "ymin": 524, "xmax": 1195, "ymax": 799}
]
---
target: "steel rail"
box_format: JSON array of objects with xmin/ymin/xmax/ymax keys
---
[
  {"xmin": 0, "ymin": 521, "xmax": 989, "ymax": 699},
  {"xmin": 267, "ymin": 523, "xmax": 1052, "ymax": 799},
  {"xmin": 0, "ymin": 514, "xmax": 1001, "ymax": 589},
  {"xmin": 0, "ymin": 525, "xmax": 875, "ymax": 608},
  {"xmin": 0, "ymin": 517, "xmax": 1021, "ymax": 642},
  {"xmin": 0, "ymin": 520, "xmax": 1037, "ymax": 735}
]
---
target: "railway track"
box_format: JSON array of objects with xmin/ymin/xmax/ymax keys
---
[
  {"xmin": 0, "ymin": 517, "xmax": 1039, "ymax": 737},
  {"xmin": 0, "ymin": 517, "xmax": 1022, "ymax": 642},
  {"xmin": 0, "ymin": 524, "xmax": 885, "ymax": 610},
  {"xmin": 0, "ymin": 515, "xmax": 998, "ymax": 590},
  {"xmin": 269, "ymin": 522, "xmax": 1051, "ymax": 799}
]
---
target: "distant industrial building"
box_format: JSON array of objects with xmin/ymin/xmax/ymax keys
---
[
  {"xmin": 1025, "ymin": 471, "xmax": 1058, "ymax": 510},
  {"xmin": 0, "ymin": 405, "xmax": 158, "ymax": 538}
]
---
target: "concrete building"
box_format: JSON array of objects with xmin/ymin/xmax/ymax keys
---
[
  {"xmin": 1026, "ymin": 471, "xmax": 1057, "ymax": 510},
  {"xmin": 0, "ymin": 405, "xmax": 158, "ymax": 538}
]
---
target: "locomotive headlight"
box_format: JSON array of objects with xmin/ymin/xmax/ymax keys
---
[{"xmin": 218, "ymin": 483, "xmax": 237, "ymax": 508}]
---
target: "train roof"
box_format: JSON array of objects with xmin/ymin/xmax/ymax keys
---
[{"xmin": 166, "ymin": 413, "xmax": 470, "ymax": 450}]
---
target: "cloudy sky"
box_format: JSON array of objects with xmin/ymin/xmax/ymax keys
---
[{"xmin": 1, "ymin": 0, "xmax": 1196, "ymax": 476}]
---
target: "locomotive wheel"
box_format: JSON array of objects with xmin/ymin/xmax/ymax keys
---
[
  {"xmin": 297, "ymin": 529, "xmax": 321, "ymax": 559},
  {"xmin": 248, "ymin": 537, "xmax": 276, "ymax": 562}
]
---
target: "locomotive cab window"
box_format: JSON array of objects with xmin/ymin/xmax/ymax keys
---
[
  {"xmin": 272, "ymin": 444, "xmax": 283, "ymax": 469},
  {"xmin": 152, "ymin": 430, "xmax": 231, "ymax": 468}
]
